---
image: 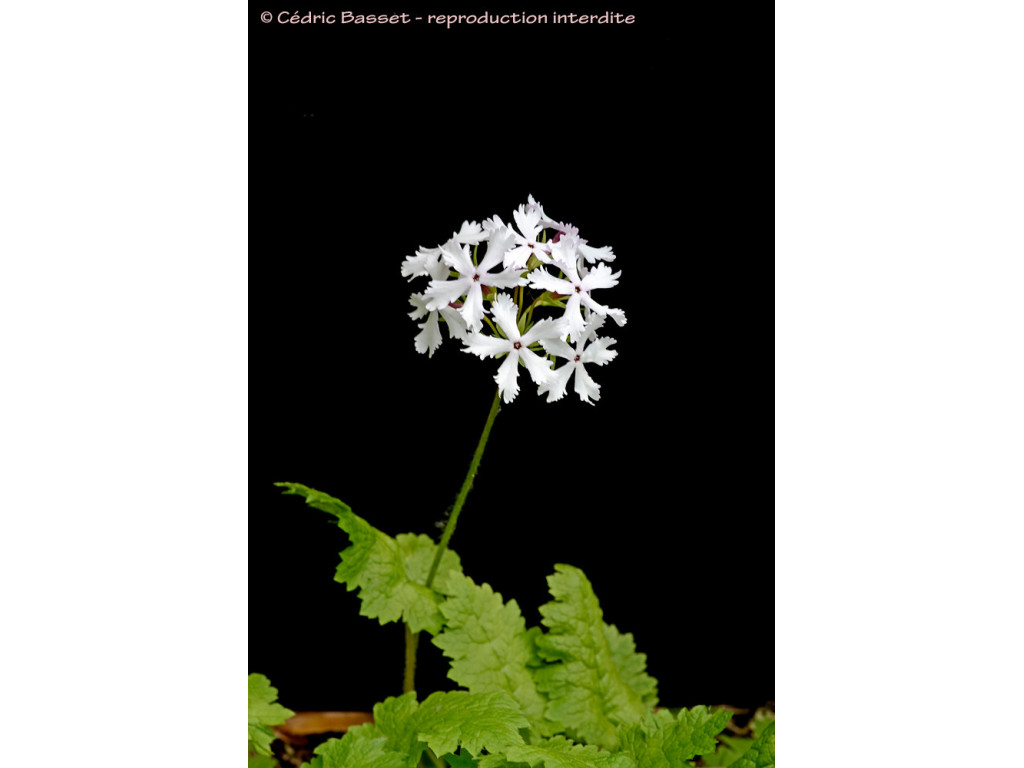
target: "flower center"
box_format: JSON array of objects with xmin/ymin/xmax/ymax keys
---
[
  {"xmin": 513, "ymin": 341, "xmax": 522, "ymax": 350},
  {"xmin": 574, "ymin": 286, "xmax": 582, "ymax": 293},
  {"xmin": 473, "ymin": 274, "xmax": 481, "ymax": 282},
  {"xmin": 574, "ymin": 354, "xmax": 581, "ymax": 363}
]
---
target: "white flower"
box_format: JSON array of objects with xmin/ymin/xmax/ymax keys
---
[
  {"xmin": 409, "ymin": 293, "xmax": 468, "ymax": 356},
  {"xmin": 525, "ymin": 194, "xmax": 613, "ymax": 262},
  {"xmin": 402, "ymin": 222, "xmax": 492, "ymax": 281},
  {"xmin": 528, "ymin": 238, "xmax": 626, "ymax": 343},
  {"xmin": 504, "ymin": 204, "xmax": 553, "ymax": 269},
  {"xmin": 525, "ymin": 194, "xmax": 556, "ymax": 227},
  {"xmin": 454, "ymin": 220, "xmax": 488, "ymax": 245},
  {"xmin": 401, "ymin": 245, "xmax": 443, "ymax": 281},
  {"xmin": 578, "ymin": 241, "xmax": 616, "ymax": 263},
  {"xmin": 424, "ymin": 229, "xmax": 525, "ymax": 334},
  {"xmin": 462, "ymin": 293, "xmax": 564, "ymax": 403},
  {"xmin": 526, "ymin": 194, "xmax": 579, "ymax": 240},
  {"xmin": 408, "ymin": 249, "xmax": 468, "ymax": 356},
  {"xmin": 538, "ymin": 316, "xmax": 618, "ymax": 404},
  {"xmin": 481, "ymin": 214, "xmax": 505, "ymax": 232},
  {"xmin": 405, "ymin": 200, "xmax": 625, "ymax": 406}
]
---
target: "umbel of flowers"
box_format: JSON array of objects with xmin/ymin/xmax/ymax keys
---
[{"xmin": 403, "ymin": 196, "xmax": 626, "ymax": 405}]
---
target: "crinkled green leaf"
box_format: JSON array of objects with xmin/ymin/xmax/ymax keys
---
[
  {"xmin": 414, "ymin": 690, "xmax": 530, "ymax": 757},
  {"xmin": 277, "ymin": 482, "xmax": 462, "ymax": 634},
  {"xmin": 353, "ymin": 692, "xmax": 422, "ymax": 767},
  {"xmin": 310, "ymin": 734, "xmax": 406, "ymax": 768},
  {"xmin": 617, "ymin": 707, "xmax": 731, "ymax": 768},
  {"xmin": 432, "ymin": 572, "xmax": 554, "ymax": 736},
  {"xmin": 248, "ymin": 673, "xmax": 294, "ymax": 757},
  {"xmin": 730, "ymin": 721, "xmax": 775, "ymax": 768},
  {"xmin": 478, "ymin": 736, "xmax": 635, "ymax": 768},
  {"xmin": 360, "ymin": 690, "xmax": 529, "ymax": 764},
  {"xmin": 602, "ymin": 623, "xmax": 658, "ymax": 709},
  {"xmin": 248, "ymin": 756, "xmax": 279, "ymax": 768},
  {"xmin": 533, "ymin": 565, "xmax": 657, "ymax": 748}
]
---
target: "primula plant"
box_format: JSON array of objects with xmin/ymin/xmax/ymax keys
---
[{"xmin": 250, "ymin": 199, "xmax": 776, "ymax": 768}]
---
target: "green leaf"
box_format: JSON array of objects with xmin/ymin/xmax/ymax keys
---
[
  {"xmin": 414, "ymin": 690, "xmax": 530, "ymax": 757},
  {"xmin": 357, "ymin": 692, "xmax": 422, "ymax": 767},
  {"xmin": 311, "ymin": 735, "xmax": 407, "ymax": 768},
  {"xmin": 730, "ymin": 721, "xmax": 775, "ymax": 768},
  {"xmin": 432, "ymin": 572, "xmax": 554, "ymax": 736},
  {"xmin": 359, "ymin": 691, "xmax": 529, "ymax": 765},
  {"xmin": 602, "ymin": 624, "xmax": 658, "ymax": 709},
  {"xmin": 277, "ymin": 482, "xmax": 463, "ymax": 634},
  {"xmin": 248, "ymin": 674, "xmax": 294, "ymax": 757},
  {"xmin": 248, "ymin": 756, "xmax": 279, "ymax": 768},
  {"xmin": 478, "ymin": 736, "xmax": 635, "ymax": 768},
  {"xmin": 443, "ymin": 751, "xmax": 481, "ymax": 768},
  {"xmin": 617, "ymin": 707, "xmax": 731, "ymax": 768},
  {"xmin": 533, "ymin": 565, "xmax": 658, "ymax": 748}
]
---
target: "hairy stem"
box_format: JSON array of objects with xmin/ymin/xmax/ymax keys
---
[
  {"xmin": 402, "ymin": 387, "xmax": 503, "ymax": 693},
  {"xmin": 403, "ymin": 623, "xmax": 419, "ymax": 694}
]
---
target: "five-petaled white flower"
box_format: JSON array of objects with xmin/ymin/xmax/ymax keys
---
[
  {"xmin": 424, "ymin": 227, "xmax": 525, "ymax": 334},
  {"xmin": 504, "ymin": 205, "xmax": 553, "ymax": 269},
  {"xmin": 538, "ymin": 315, "xmax": 618, "ymax": 405},
  {"xmin": 529, "ymin": 237, "xmax": 626, "ymax": 343},
  {"xmin": 462, "ymin": 293, "xmax": 564, "ymax": 403}
]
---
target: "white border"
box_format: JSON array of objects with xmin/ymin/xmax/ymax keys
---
[
  {"xmin": 2, "ymin": 0, "xmax": 1023, "ymax": 764},
  {"xmin": 1, "ymin": 2, "xmax": 246, "ymax": 764},
  {"xmin": 777, "ymin": 0, "xmax": 1024, "ymax": 764}
]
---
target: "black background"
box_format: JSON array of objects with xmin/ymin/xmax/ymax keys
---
[{"xmin": 250, "ymin": 0, "xmax": 770, "ymax": 714}]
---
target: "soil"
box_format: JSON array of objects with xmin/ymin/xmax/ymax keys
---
[
  {"xmin": 268, "ymin": 702, "xmax": 776, "ymax": 767},
  {"xmin": 271, "ymin": 711, "xmax": 373, "ymax": 767}
]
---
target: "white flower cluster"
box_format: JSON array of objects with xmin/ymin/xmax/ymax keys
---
[{"xmin": 403, "ymin": 196, "xmax": 626, "ymax": 405}]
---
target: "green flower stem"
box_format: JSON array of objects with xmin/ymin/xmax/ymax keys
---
[
  {"xmin": 521, "ymin": 294, "xmax": 544, "ymax": 317},
  {"xmin": 482, "ymin": 315, "xmax": 501, "ymax": 337},
  {"xmin": 425, "ymin": 386, "xmax": 502, "ymax": 588},
  {"xmin": 403, "ymin": 623, "xmax": 419, "ymax": 694},
  {"xmin": 402, "ymin": 387, "xmax": 503, "ymax": 693}
]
